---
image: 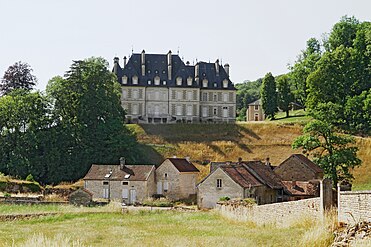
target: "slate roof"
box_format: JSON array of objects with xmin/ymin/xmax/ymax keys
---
[
  {"xmin": 167, "ymin": 158, "xmax": 200, "ymax": 173},
  {"xmin": 248, "ymin": 99, "xmax": 262, "ymax": 106},
  {"xmin": 113, "ymin": 51, "xmax": 236, "ymax": 90},
  {"xmin": 243, "ymin": 161, "xmax": 283, "ymax": 189},
  {"xmin": 277, "ymin": 154, "xmax": 323, "ymax": 174},
  {"xmin": 83, "ymin": 164, "xmax": 155, "ymax": 181}
]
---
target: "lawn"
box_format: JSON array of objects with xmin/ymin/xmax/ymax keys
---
[{"xmin": 0, "ymin": 204, "xmax": 328, "ymax": 247}]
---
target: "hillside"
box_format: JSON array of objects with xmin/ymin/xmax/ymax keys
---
[{"xmin": 128, "ymin": 123, "xmax": 371, "ymax": 190}]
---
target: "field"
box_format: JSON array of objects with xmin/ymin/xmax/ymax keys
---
[
  {"xmin": 0, "ymin": 204, "xmax": 333, "ymax": 247},
  {"xmin": 128, "ymin": 122, "xmax": 371, "ymax": 190}
]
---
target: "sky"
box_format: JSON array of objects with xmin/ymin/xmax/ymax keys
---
[{"xmin": 0, "ymin": 0, "xmax": 370, "ymax": 91}]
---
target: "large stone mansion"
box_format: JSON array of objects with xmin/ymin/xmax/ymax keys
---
[{"xmin": 113, "ymin": 50, "xmax": 236, "ymax": 123}]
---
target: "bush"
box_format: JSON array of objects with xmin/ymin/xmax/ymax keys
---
[
  {"xmin": 0, "ymin": 181, "xmax": 7, "ymax": 191},
  {"xmin": 243, "ymin": 198, "xmax": 256, "ymax": 205},
  {"xmin": 3, "ymin": 192, "xmax": 11, "ymax": 198},
  {"xmin": 22, "ymin": 182, "xmax": 42, "ymax": 193},
  {"xmin": 142, "ymin": 197, "xmax": 173, "ymax": 207},
  {"xmin": 219, "ymin": 196, "xmax": 230, "ymax": 201},
  {"xmin": 26, "ymin": 174, "xmax": 35, "ymax": 182}
]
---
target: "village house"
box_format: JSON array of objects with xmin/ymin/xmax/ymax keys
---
[
  {"xmin": 112, "ymin": 50, "xmax": 236, "ymax": 123},
  {"xmin": 83, "ymin": 158, "xmax": 156, "ymax": 204},
  {"xmin": 197, "ymin": 160, "xmax": 283, "ymax": 209},
  {"xmin": 246, "ymin": 99, "xmax": 265, "ymax": 121},
  {"xmin": 155, "ymin": 158, "xmax": 199, "ymax": 201}
]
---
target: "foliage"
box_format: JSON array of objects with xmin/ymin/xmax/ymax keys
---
[
  {"xmin": 26, "ymin": 174, "xmax": 35, "ymax": 182},
  {"xmin": 142, "ymin": 197, "xmax": 173, "ymax": 207},
  {"xmin": 219, "ymin": 196, "xmax": 230, "ymax": 201},
  {"xmin": 276, "ymin": 75, "xmax": 293, "ymax": 117},
  {"xmin": 292, "ymin": 120, "xmax": 361, "ymax": 187},
  {"xmin": 235, "ymin": 79, "xmax": 262, "ymax": 120},
  {"xmin": 0, "ymin": 61, "xmax": 37, "ymax": 96},
  {"xmin": 243, "ymin": 198, "xmax": 256, "ymax": 205},
  {"xmin": 260, "ymin": 72, "xmax": 278, "ymax": 119},
  {"xmin": 3, "ymin": 192, "xmax": 11, "ymax": 198}
]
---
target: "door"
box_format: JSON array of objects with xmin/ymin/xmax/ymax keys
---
[
  {"xmin": 129, "ymin": 189, "xmax": 136, "ymax": 204},
  {"xmin": 157, "ymin": 181, "xmax": 163, "ymax": 194}
]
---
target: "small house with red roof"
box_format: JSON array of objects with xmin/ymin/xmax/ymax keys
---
[{"xmin": 155, "ymin": 158, "xmax": 200, "ymax": 200}]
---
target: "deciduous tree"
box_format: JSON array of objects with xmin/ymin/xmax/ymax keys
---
[
  {"xmin": 0, "ymin": 62, "xmax": 37, "ymax": 95},
  {"xmin": 260, "ymin": 72, "xmax": 277, "ymax": 120}
]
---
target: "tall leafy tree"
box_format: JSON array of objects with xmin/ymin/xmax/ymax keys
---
[
  {"xmin": 276, "ymin": 75, "xmax": 293, "ymax": 118},
  {"xmin": 260, "ymin": 72, "xmax": 277, "ymax": 120},
  {"xmin": 0, "ymin": 62, "xmax": 37, "ymax": 96},
  {"xmin": 328, "ymin": 16, "xmax": 360, "ymax": 50},
  {"xmin": 292, "ymin": 120, "xmax": 361, "ymax": 188}
]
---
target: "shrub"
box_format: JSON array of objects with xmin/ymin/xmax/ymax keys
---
[
  {"xmin": 0, "ymin": 181, "xmax": 7, "ymax": 191},
  {"xmin": 22, "ymin": 182, "xmax": 42, "ymax": 193},
  {"xmin": 219, "ymin": 196, "xmax": 230, "ymax": 201},
  {"xmin": 243, "ymin": 198, "xmax": 256, "ymax": 205},
  {"xmin": 142, "ymin": 197, "xmax": 173, "ymax": 207},
  {"xmin": 3, "ymin": 192, "xmax": 11, "ymax": 198},
  {"xmin": 26, "ymin": 174, "xmax": 35, "ymax": 182}
]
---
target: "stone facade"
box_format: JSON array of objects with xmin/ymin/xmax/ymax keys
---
[
  {"xmin": 338, "ymin": 190, "xmax": 371, "ymax": 224},
  {"xmin": 113, "ymin": 51, "xmax": 236, "ymax": 123},
  {"xmin": 246, "ymin": 99, "xmax": 265, "ymax": 121},
  {"xmin": 68, "ymin": 189, "xmax": 92, "ymax": 206},
  {"xmin": 155, "ymin": 159, "xmax": 198, "ymax": 200},
  {"xmin": 216, "ymin": 197, "xmax": 321, "ymax": 227}
]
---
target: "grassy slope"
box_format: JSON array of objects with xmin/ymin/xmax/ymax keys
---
[
  {"xmin": 128, "ymin": 122, "xmax": 371, "ymax": 190},
  {"xmin": 0, "ymin": 205, "xmax": 331, "ymax": 247}
]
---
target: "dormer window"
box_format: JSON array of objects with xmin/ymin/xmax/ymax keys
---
[
  {"xmin": 214, "ymin": 83, "xmax": 217, "ymax": 88},
  {"xmin": 202, "ymin": 79, "xmax": 208, "ymax": 88},
  {"xmin": 163, "ymin": 81, "xmax": 167, "ymax": 85},
  {"xmin": 148, "ymin": 80, "xmax": 151, "ymax": 85},
  {"xmin": 148, "ymin": 70, "xmax": 151, "ymax": 74},
  {"xmin": 162, "ymin": 70, "xmax": 166, "ymax": 74},
  {"xmin": 223, "ymin": 79, "xmax": 228, "ymax": 88},
  {"xmin": 154, "ymin": 76, "xmax": 160, "ymax": 85},
  {"xmin": 122, "ymin": 75, "xmax": 128, "ymax": 84},
  {"xmin": 187, "ymin": 77, "xmax": 192, "ymax": 86},
  {"xmin": 176, "ymin": 77, "xmax": 182, "ymax": 86},
  {"xmin": 132, "ymin": 76, "xmax": 138, "ymax": 85}
]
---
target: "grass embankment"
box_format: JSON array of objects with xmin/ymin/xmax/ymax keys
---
[
  {"xmin": 128, "ymin": 122, "xmax": 371, "ymax": 190},
  {"xmin": 269, "ymin": 109, "xmax": 312, "ymax": 123},
  {"xmin": 0, "ymin": 204, "xmax": 334, "ymax": 247}
]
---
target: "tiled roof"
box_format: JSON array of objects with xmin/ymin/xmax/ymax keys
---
[
  {"xmin": 243, "ymin": 161, "xmax": 283, "ymax": 189},
  {"xmin": 167, "ymin": 158, "xmax": 200, "ymax": 173},
  {"xmin": 83, "ymin": 164, "xmax": 154, "ymax": 181},
  {"xmin": 282, "ymin": 181, "xmax": 320, "ymax": 196},
  {"xmin": 221, "ymin": 164, "xmax": 262, "ymax": 188},
  {"xmin": 113, "ymin": 52, "xmax": 235, "ymax": 90},
  {"xmin": 277, "ymin": 154, "xmax": 323, "ymax": 174}
]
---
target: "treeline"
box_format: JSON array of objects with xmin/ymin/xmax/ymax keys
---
[
  {"xmin": 237, "ymin": 16, "xmax": 371, "ymax": 135},
  {"xmin": 0, "ymin": 58, "xmax": 139, "ymax": 184}
]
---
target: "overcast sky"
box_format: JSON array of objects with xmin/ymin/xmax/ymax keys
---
[{"xmin": 0, "ymin": 0, "xmax": 370, "ymax": 90}]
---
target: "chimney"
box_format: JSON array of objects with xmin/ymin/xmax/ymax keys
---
[
  {"xmin": 238, "ymin": 157, "xmax": 242, "ymax": 163},
  {"xmin": 224, "ymin": 63, "xmax": 230, "ymax": 76},
  {"xmin": 167, "ymin": 50, "xmax": 172, "ymax": 80},
  {"xmin": 141, "ymin": 50, "xmax": 145, "ymax": 76},
  {"xmin": 113, "ymin": 57, "xmax": 119, "ymax": 74},
  {"xmin": 215, "ymin": 59, "xmax": 219, "ymax": 75},
  {"xmin": 120, "ymin": 157, "xmax": 126, "ymax": 170},
  {"xmin": 123, "ymin": 56, "xmax": 127, "ymax": 68},
  {"xmin": 185, "ymin": 156, "xmax": 190, "ymax": 162},
  {"xmin": 186, "ymin": 61, "xmax": 190, "ymax": 66}
]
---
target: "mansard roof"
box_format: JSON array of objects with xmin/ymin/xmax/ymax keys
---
[{"xmin": 112, "ymin": 51, "xmax": 236, "ymax": 90}]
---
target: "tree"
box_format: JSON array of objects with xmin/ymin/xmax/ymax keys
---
[
  {"xmin": 260, "ymin": 72, "xmax": 277, "ymax": 120},
  {"xmin": 276, "ymin": 75, "xmax": 293, "ymax": 118},
  {"xmin": 236, "ymin": 78, "xmax": 262, "ymax": 120},
  {"xmin": 292, "ymin": 120, "xmax": 361, "ymax": 188},
  {"xmin": 328, "ymin": 16, "xmax": 360, "ymax": 50},
  {"xmin": 0, "ymin": 62, "xmax": 37, "ymax": 95}
]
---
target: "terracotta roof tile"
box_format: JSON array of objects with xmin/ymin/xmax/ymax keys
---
[
  {"xmin": 221, "ymin": 165, "xmax": 262, "ymax": 188},
  {"xmin": 243, "ymin": 161, "xmax": 283, "ymax": 189},
  {"xmin": 168, "ymin": 158, "xmax": 199, "ymax": 173}
]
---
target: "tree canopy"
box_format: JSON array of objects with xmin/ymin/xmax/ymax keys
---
[
  {"xmin": 260, "ymin": 72, "xmax": 277, "ymax": 120},
  {"xmin": 0, "ymin": 62, "xmax": 37, "ymax": 96}
]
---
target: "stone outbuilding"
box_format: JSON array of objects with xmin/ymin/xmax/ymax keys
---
[
  {"xmin": 155, "ymin": 158, "xmax": 199, "ymax": 201},
  {"xmin": 83, "ymin": 158, "xmax": 156, "ymax": 204},
  {"xmin": 246, "ymin": 99, "xmax": 265, "ymax": 121},
  {"xmin": 274, "ymin": 154, "xmax": 324, "ymax": 181},
  {"xmin": 197, "ymin": 161, "xmax": 283, "ymax": 209},
  {"xmin": 68, "ymin": 188, "xmax": 93, "ymax": 206}
]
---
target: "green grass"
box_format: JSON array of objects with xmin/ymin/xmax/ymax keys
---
[
  {"xmin": 268, "ymin": 109, "xmax": 312, "ymax": 123},
  {"xmin": 0, "ymin": 207, "xmax": 325, "ymax": 247}
]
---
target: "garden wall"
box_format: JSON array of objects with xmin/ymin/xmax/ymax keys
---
[
  {"xmin": 215, "ymin": 197, "xmax": 321, "ymax": 227},
  {"xmin": 338, "ymin": 190, "xmax": 371, "ymax": 224}
]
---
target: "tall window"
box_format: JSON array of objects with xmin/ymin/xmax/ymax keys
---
[
  {"xmin": 202, "ymin": 93, "xmax": 207, "ymax": 101},
  {"xmin": 202, "ymin": 107, "xmax": 208, "ymax": 117},
  {"xmin": 187, "ymin": 105, "xmax": 192, "ymax": 116},
  {"xmin": 187, "ymin": 91, "xmax": 193, "ymax": 100},
  {"xmin": 122, "ymin": 89, "xmax": 127, "ymax": 99},
  {"xmin": 133, "ymin": 90, "xmax": 139, "ymax": 99},
  {"xmin": 187, "ymin": 77, "xmax": 192, "ymax": 86},
  {"xmin": 132, "ymin": 104, "xmax": 139, "ymax": 115},
  {"xmin": 223, "ymin": 93, "xmax": 228, "ymax": 102},
  {"xmin": 213, "ymin": 94, "xmax": 217, "ymax": 102},
  {"xmin": 213, "ymin": 108, "xmax": 217, "ymax": 116},
  {"xmin": 223, "ymin": 107, "xmax": 228, "ymax": 118},
  {"xmin": 254, "ymin": 105, "xmax": 259, "ymax": 111},
  {"xmin": 177, "ymin": 91, "xmax": 183, "ymax": 100},
  {"xmin": 216, "ymin": 179, "xmax": 222, "ymax": 188},
  {"xmin": 176, "ymin": 77, "xmax": 182, "ymax": 86},
  {"xmin": 176, "ymin": 105, "xmax": 182, "ymax": 116},
  {"xmin": 155, "ymin": 91, "xmax": 160, "ymax": 100}
]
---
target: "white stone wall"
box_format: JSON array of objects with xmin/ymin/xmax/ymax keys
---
[
  {"xmin": 215, "ymin": 197, "xmax": 321, "ymax": 227},
  {"xmin": 197, "ymin": 169, "xmax": 244, "ymax": 209},
  {"xmin": 338, "ymin": 191, "xmax": 371, "ymax": 224},
  {"xmin": 199, "ymin": 89, "xmax": 236, "ymax": 122}
]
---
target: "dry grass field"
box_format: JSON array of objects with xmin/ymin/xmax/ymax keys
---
[
  {"xmin": 0, "ymin": 203, "xmax": 335, "ymax": 247},
  {"xmin": 128, "ymin": 122, "xmax": 371, "ymax": 190}
]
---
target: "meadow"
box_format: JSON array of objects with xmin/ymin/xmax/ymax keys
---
[{"xmin": 0, "ymin": 203, "xmax": 334, "ymax": 247}]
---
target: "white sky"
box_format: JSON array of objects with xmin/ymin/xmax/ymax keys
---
[{"xmin": 0, "ymin": 0, "xmax": 370, "ymax": 90}]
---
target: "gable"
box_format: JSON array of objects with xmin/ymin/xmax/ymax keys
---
[{"xmin": 198, "ymin": 168, "xmax": 242, "ymax": 190}]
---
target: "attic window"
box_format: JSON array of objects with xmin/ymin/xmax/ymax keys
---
[
  {"xmin": 124, "ymin": 174, "xmax": 131, "ymax": 179},
  {"xmin": 163, "ymin": 81, "xmax": 167, "ymax": 85},
  {"xmin": 176, "ymin": 77, "xmax": 182, "ymax": 86},
  {"xmin": 155, "ymin": 70, "xmax": 159, "ymax": 74},
  {"xmin": 148, "ymin": 80, "xmax": 151, "ymax": 85},
  {"xmin": 214, "ymin": 83, "xmax": 217, "ymax": 88},
  {"xmin": 162, "ymin": 70, "xmax": 166, "ymax": 74},
  {"xmin": 148, "ymin": 70, "xmax": 151, "ymax": 74},
  {"xmin": 122, "ymin": 76, "xmax": 128, "ymax": 84},
  {"xmin": 104, "ymin": 173, "xmax": 112, "ymax": 178},
  {"xmin": 223, "ymin": 79, "xmax": 228, "ymax": 88},
  {"xmin": 132, "ymin": 76, "xmax": 138, "ymax": 85},
  {"xmin": 154, "ymin": 76, "xmax": 160, "ymax": 85},
  {"xmin": 202, "ymin": 79, "xmax": 208, "ymax": 88},
  {"xmin": 216, "ymin": 179, "xmax": 222, "ymax": 188},
  {"xmin": 187, "ymin": 77, "xmax": 192, "ymax": 86}
]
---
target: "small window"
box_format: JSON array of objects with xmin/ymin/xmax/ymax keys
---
[
  {"xmin": 202, "ymin": 79, "xmax": 208, "ymax": 88},
  {"xmin": 216, "ymin": 179, "xmax": 222, "ymax": 188},
  {"xmin": 254, "ymin": 105, "xmax": 259, "ymax": 111},
  {"xmin": 163, "ymin": 81, "xmax": 166, "ymax": 85},
  {"xmin": 132, "ymin": 76, "xmax": 138, "ymax": 85},
  {"xmin": 148, "ymin": 80, "xmax": 151, "ymax": 85},
  {"xmin": 162, "ymin": 70, "xmax": 166, "ymax": 74},
  {"xmin": 214, "ymin": 83, "xmax": 217, "ymax": 87},
  {"xmin": 148, "ymin": 70, "xmax": 151, "ymax": 74},
  {"xmin": 122, "ymin": 76, "xmax": 128, "ymax": 84},
  {"xmin": 122, "ymin": 182, "xmax": 128, "ymax": 185},
  {"xmin": 213, "ymin": 108, "xmax": 217, "ymax": 115},
  {"xmin": 187, "ymin": 77, "xmax": 193, "ymax": 86},
  {"xmin": 176, "ymin": 77, "xmax": 182, "ymax": 86},
  {"xmin": 103, "ymin": 181, "xmax": 109, "ymax": 185}
]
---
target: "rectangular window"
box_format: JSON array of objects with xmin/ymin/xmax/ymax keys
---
[
  {"xmin": 122, "ymin": 89, "xmax": 128, "ymax": 99},
  {"xmin": 163, "ymin": 181, "xmax": 169, "ymax": 192},
  {"xmin": 202, "ymin": 107, "xmax": 208, "ymax": 117},
  {"xmin": 177, "ymin": 91, "xmax": 182, "ymax": 100},
  {"xmin": 103, "ymin": 181, "xmax": 109, "ymax": 185},
  {"xmin": 133, "ymin": 90, "xmax": 139, "ymax": 99},
  {"xmin": 122, "ymin": 188, "xmax": 128, "ymax": 198},
  {"xmin": 103, "ymin": 188, "xmax": 109, "ymax": 199},
  {"xmin": 176, "ymin": 105, "xmax": 182, "ymax": 116},
  {"xmin": 202, "ymin": 93, "xmax": 207, "ymax": 101},
  {"xmin": 213, "ymin": 108, "xmax": 217, "ymax": 116},
  {"xmin": 187, "ymin": 105, "xmax": 192, "ymax": 116},
  {"xmin": 155, "ymin": 91, "xmax": 160, "ymax": 100},
  {"xmin": 122, "ymin": 182, "xmax": 128, "ymax": 185},
  {"xmin": 132, "ymin": 104, "xmax": 139, "ymax": 115},
  {"xmin": 223, "ymin": 107, "xmax": 228, "ymax": 118},
  {"xmin": 216, "ymin": 179, "xmax": 222, "ymax": 188},
  {"xmin": 254, "ymin": 105, "xmax": 259, "ymax": 111},
  {"xmin": 187, "ymin": 91, "xmax": 193, "ymax": 100},
  {"xmin": 213, "ymin": 94, "xmax": 217, "ymax": 102},
  {"xmin": 223, "ymin": 93, "xmax": 228, "ymax": 102}
]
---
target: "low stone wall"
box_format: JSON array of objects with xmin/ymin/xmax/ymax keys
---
[
  {"xmin": 338, "ymin": 190, "xmax": 371, "ymax": 224},
  {"xmin": 215, "ymin": 197, "xmax": 321, "ymax": 227}
]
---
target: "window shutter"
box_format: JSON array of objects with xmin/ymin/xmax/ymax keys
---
[
  {"xmin": 218, "ymin": 106, "xmax": 222, "ymax": 116},
  {"xmin": 193, "ymin": 105, "xmax": 197, "ymax": 116},
  {"xmin": 218, "ymin": 92, "xmax": 222, "ymax": 101},
  {"xmin": 229, "ymin": 92, "xmax": 233, "ymax": 102},
  {"xmin": 172, "ymin": 90, "xmax": 176, "ymax": 100},
  {"xmin": 122, "ymin": 188, "xmax": 128, "ymax": 198},
  {"xmin": 139, "ymin": 89, "xmax": 143, "ymax": 99},
  {"xmin": 229, "ymin": 106, "xmax": 234, "ymax": 118},
  {"xmin": 128, "ymin": 89, "xmax": 132, "ymax": 99},
  {"xmin": 127, "ymin": 103, "xmax": 132, "ymax": 114},
  {"xmin": 208, "ymin": 92, "xmax": 213, "ymax": 102}
]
